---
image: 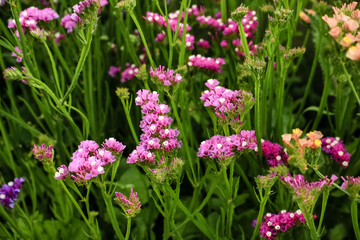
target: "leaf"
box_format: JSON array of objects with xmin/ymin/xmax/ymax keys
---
[
  {"xmin": 328, "ymin": 224, "xmax": 348, "ymax": 240},
  {"xmin": 303, "ymin": 106, "xmax": 334, "ymax": 115}
]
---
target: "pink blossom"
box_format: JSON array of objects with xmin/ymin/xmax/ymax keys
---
[
  {"xmin": 346, "ymin": 43, "xmax": 360, "ymax": 60},
  {"xmin": 108, "ymin": 66, "xmax": 121, "ymax": 77},
  {"xmin": 329, "ymin": 26, "xmax": 342, "ymax": 38},
  {"xmin": 188, "ymin": 55, "xmax": 225, "ymax": 73}
]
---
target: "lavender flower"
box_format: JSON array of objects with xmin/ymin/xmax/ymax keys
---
[
  {"xmin": 0, "ymin": 178, "xmax": 25, "ymax": 208},
  {"xmin": 261, "ymin": 140, "xmax": 288, "ymax": 167}
]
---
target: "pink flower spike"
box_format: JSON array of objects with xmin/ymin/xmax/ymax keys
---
[{"xmin": 114, "ymin": 188, "xmax": 141, "ymax": 217}]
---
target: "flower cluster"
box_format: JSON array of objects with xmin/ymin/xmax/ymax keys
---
[
  {"xmin": 257, "ymin": 210, "xmax": 311, "ymax": 240},
  {"xmin": 282, "ymin": 129, "xmax": 323, "ymax": 173},
  {"xmin": 8, "ymin": 7, "xmax": 59, "ymax": 36},
  {"xmin": 321, "ymin": 137, "xmax": 351, "ymax": 168},
  {"xmin": 188, "ymin": 55, "xmax": 225, "ymax": 73},
  {"xmin": 0, "ymin": 178, "xmax": 25, "ymax": 209},
  {"xmin": 281, "ymin": 174, "xmax": 337, "ymax": 207},
  {"xmin": 196, "ymin": 15, "xmax": 225, "ymax": 31},
  {"xmin": 61, "ymin": 0, "xmax": 108, "ymax": 33},
  {"xmin": 127, "ymin": 90, "xmax": 182, "ymax": 164},
  {"xmin": 197, "ymin": 39, "xmax": 211, "ymax": 49},
  {"xmin": 32, "ymin": 143, "xmax": 54, "ymax": 164},
  {"xmin": 114, "ymin": 188, "xmax": 141, "ymax": 217},
  {"xmin": 149, "ymin": 66, "xmax": 182, "ymax": 86},
  {"xmin": 11, "ymin": 47, "xmax": 22, "ymax": 63},
  {"xmin": 197, "ymin": 130, "xmax": 257, "ymax": 165},
  {"xmin": 322, "ymin": 2, "xmax": 360, "ymax": 60},
  {"xmin": 121, "ymin": 64, "xmax": 139, "ymax": 83},
  {"xmin": 200, "ymin": 79, "xmax": 255, "ymax": 125},
  {"xmin": 341, "ymin": 176, "xmax": 360, "ymax": 199},
  {"xmin": 223, "ymin": 11, "xmax": 258, "ymax": 38},
  {"xmin": 261, "ymin": 140, "xmax": 288, "ymax": 167},
  {"xmin": 59, "ymin": 138, "xmax": 125, "ymax": 184},
  {"xmin": 232, "ymin": 38, "xmax": 258, "ymax": 57},
  {"xmin": 108, "ymin": 66, "xmax": 122, "ymax": 78}
]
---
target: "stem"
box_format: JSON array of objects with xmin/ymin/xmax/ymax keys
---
[
  {"xmin": 238, "ymin": 21, "xmax": 251, "ymax": 59},
  {"xmin": 169, "ymin": 95, "xmax": 197, "ymax": 184},
  {"xmin": 254, "ymin": 78, "xmax": 262, "ymax": 156},
  {"xmin": 42, "ymin": 40, "xmax": 62, "ymax": 98},
  {"xmin": 125, "ymin": 217, "xmax": 132, "ymax": 240},
  {"xmin": 341, "ymin": 62, "xmax": 360, "ymax": 108},
  {"xmin": 62, "ymin": 16, "xmax": 96, "ymax": 104},
  {"xmin": 178, "ymin": 0, "xmax": 190, "ymax": 66},
  {"xmin": 120, "ymin": 98, "xmax": 139, "ymax": 144},
  {"xmin": 129, "ymin": 11, "xmax": 156, "ymax": 69},
  {"xmin": 220, "ymin": 0, "xmax": 227, "ymax": 24},
  {"xmin": 351, "ymin": 200, "xmax": 360, "ymax": 240},
  {"xmin": 300, "ymin": 205, "xmax": 319, "ymax": 240},
  {"xmin": 250, "ymin": 188, "xmax": 270, "ymax": 240},
  {"xmin": 51, "ymin": 39, "xmax": 72, "ymax": 79},
  {"xmin": 317, "ymin": 190, "xmax": 329, "ymax": 235},
  {"xmin": 102, "ymin": 190, "xmax": 125, "ymax": 240},
  {"xmin": 58, "ymin": 181, "xmax": 99, "ymax": 238}
]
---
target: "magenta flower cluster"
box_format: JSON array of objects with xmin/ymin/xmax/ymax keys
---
[
  {"xmin": 281, "ymin": 174, "xmax": 338, "ymax": 192},
  {"xmin": 59, "ymin": 138, "xmax": 125, "ymax": 183},
  {"xmin": 61, "ymin": 0, "xmax": 108, "ymax": 33},
  {"xmin": 33, "ymin": 143, "xmax": 54, "ymax": 163},
  {"xmin": 108, "ymin": 66, "xmax": 122, "ymax": 78},
  {"xmin": 261, "ymin": 140, "xmax": 289, "ymax": 167},
  {"xmin": 341, "ymin": 176, "xmax": 360, "ymax": 189},
  {"xmin": 0, "ymin": 178, "xmax": 25, "ymax": 209},
  {"xmin": 197, "ymin": 130, "xmax": 257, "ymax": 161},
  {"xmin": 149, "ymin": 66, "xmax": 183, "ymax": 86},
  {"xmin": 321, "ymin": 137, "xmax": 351, "ymax": 168},
  {"xmin": 114, "ymin": 188, "xmax": 141, "ymax": 217},
  {"xmin": 127, "ymin": 89, "xmax": 182, "ymax": 164},
  {"xmin": 12, "ymin": 47, "xmax": 22, "ymax": 63},
  {"xmin": 188, "ymin": 55, "xmax": 225, "ymax": 73},
  {"xmin": 200, "ymin": 79, "xmax": 255, "ymax": 120},
  {"xmin": 121, "ymin": 64, "xmax": 139, "ymax": 83},
  {"xmin": 8, "ymin": 7, "xmax": 59, "ymax": 35},
  {"xmin": 257, "ymin": 210, "xmax": 311, "ymax": 240}
]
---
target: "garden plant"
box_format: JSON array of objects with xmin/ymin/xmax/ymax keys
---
[{"xmin": 1, "ymin": 0, "xmax": 360, "ymax": 239}]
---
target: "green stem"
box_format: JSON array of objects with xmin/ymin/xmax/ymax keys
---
[
  {"xmin": 129, "ymin": 11, "xmax": 156, "ymax": 69},
  {"xmin": 169, "ymin": 95, "xmax": 197, "ymax": 184},
  {"xmin": 300, "ymin": 205, "xmax": 319, "ymax": 240},
  {"xmin": 254, "ymin": 78, "xmax": 262, "ymax": 156},
  {"xmin": 238, "ymin": 21, "xmax": 251, "ymax": 59},
  {"xmin": 341, "ymin": 62, "xmax": 360, "ymax": 109},
  {"xmin": 178, "ymin": 0, "xmax": 190, "ymax": 66},
  {"xmin": 58, "ymin": 181, "xmax": 99, "ymax": 238},
  {"xmin": 125, "ymin": 217, "xmax": 132, "ymax": 240},
  {"xmin": 351, "ymin": 200, "xmax": 360, "ymax": 240},
  {"xmin": 42, "ymin": 40, "xmax": 62, "ymax": 98},
  {"xmin": 250, "ymin": 188, "xmax": 270, "ymax": 240},
  {"xmin": 51, "ymin": 39, "xmax": 72, "ymax": 79},
  {"xmin": 317, "ymin": 190, "xmax": 329, "ymax": 235},
  {"xmin": 62, "ymin": 16, "xmax": 96, "ymax": 104},
  {"xmin": 102, "ymin": 190, "xmax": 125, "ymax": 240},
  {"xmin": 220, "ymin": 0, "xmax": 227, "ymax": 24},
  {"xmin": 120, "ymin": 98, "xmax": 139, "ymax": 145}
]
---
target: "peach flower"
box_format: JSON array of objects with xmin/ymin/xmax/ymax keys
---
[
  {"xmin": 329, "ymin": 27, "xmax": 342, "ymax": 38},
  {"xmin": 344, "ymin": 19, "xmax": 359, "ymax": 32},
  {"xmin": 346, "ymin": 43, "xmax": 360, "ymax": 60},
  {"xmin": 340, "ymin": 33, "xmax": 356, "ymax": 47}
]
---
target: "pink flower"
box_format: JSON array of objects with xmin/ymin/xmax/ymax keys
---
[
  {"xmin": 114, "ymin": 188, "xmax": 141, "ymax": 217},
  {"xmin": 197, "ymin": 39, "xmax": 211, "ymax": 49},
  {"xmin": 328, "ymin": 27, "xmax": 342, "ymax": 38},
  {"xmin": 11, "ymin": 47, "xmax": 22, "ymax": 62},
  {"xmin": 108, "ymin": 66, "xmax": 121, "ymax": 77},
  {"xmin": 149, "ymin": 66, "xmax": 182, "ymax": 86},
  {"xmin": 344, "ymin": 19, "xmax": 359, "ymax": 32},
  {"xmin": 188, "ymin": 54, "xmax": 225, "ymax": 73},
  {"xmin": 346, "ymin": 43, "xmax": 360, "ymax": 60},
  {"xmin": 121, "ymin": 64, "xmax": 139, "ymax": 83},
  {"xmin": 33, "ymin": 143, "xmax": 54, "ymax": 163},
  {"xmin": 54, "ymin": 165, "xmax": 69, "ymax": 180},
  {"xmin": 322, "ymin": 15, "xmax": 338, "ymax": 28},
  {"xmin": 321, "ymin": 137, "xmax": 351, "ymax": 167}
]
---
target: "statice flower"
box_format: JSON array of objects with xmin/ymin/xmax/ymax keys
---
[
  {"xmin": 196, "ymin": 15, "xmax": 225, "ymax": 31},
  {"xmin": 114, "ymin": 188, "xmax": 141, "ymax": 217},
  {"xmin": 341, "ymin": 176, "xmax": 360, "ymax": 199},
  {"xmin": 155, "ymin": 32, "xmax": 165, "ymax": 42},
  {"xmin": 256, "ymin": 210, "xmax": 313, "ymax": 240},
  {"xmin": 198, "ymin": 130, "xmax": 257, "ymax": 166},
  {"xmin": 321, "ymin": 137, "xmax": 351, "ymax": 168},
  {"xmin": 33, "ymin": 143, "xmax": 54, "ymax": 164},
  {"xmin": 232, "ymin": 38, "xmax": 258, "ymax": 57},
  {"xmin": 149, "ymin": 66, "xmax": 182, "ymax": 86},
  {"xmin": 108, "ymin": 66, "xmax": 121, "ymax": 78},
  {"xmin": 0, "ymin": 0, "xmax": 5, "ymax": 6},
  {"xmin": 144, "ymin": 11, "xmax": 191, "ymax": 36},
  {"xmin": 197, "ymin": 39, "xmax": 211, "ymax": 49},
  {"xmin": 8, "ymin": 7, "xmax": 59, "ymax": 36},
  {"xmin": 59, "ymin": 139, "xmax": 125, "ymax": 184},
  {"xmin": 200, "ymin": 79, "xmax": 255, "ymax": 126},
  {"xmin": 261, "ymin": 140, "xmax": 288, "ymax": 167},
  {"xmin": 0, "ymin": 178, "xmax": 25, "ymax": 208},
  {"xmin": 60, "ymin": 0, "xmax": 108, "ymax": 33},
  {"xmin": 11, "ymin": 47, "xmax": 22, "ymax": 63},
  {"xmin": 168, "ymin": 5, "xmax": 205, "ymax": 20},
  {"xmin": 188, "ymin": 55, "xmax": 225, "ymax": 73},
  {"xmin": 54, "ymin": 165, "xmax": 69, "ymax": 180},
  {"xmin": 281, "ymin": 174, "xmax": 338, "ymax": 207},
  {"xmin": 223, "ymin": 11, "xmax": 258, "ymax": 38},
  {"xmin": 282, "ymin": 129, "xmax": 323, "ymax": 173},
  {"xmin": 121, "ymin": 64, "xmax": 139, "ymax": 83},
  {"xmin": 185, "ymin": 34, "xmax": 195, "ymax": 50},
  {"xmin": 322, "ymin": 2, "xmax": 360, "ymax": 60}
]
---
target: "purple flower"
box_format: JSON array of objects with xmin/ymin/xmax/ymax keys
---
[
  {"xmin": 121, "ymin": 64, "xmax": 139, "ymax": 83},
  {"xmin": 321, "ymin": 137, "xmax": 351, "ymax": 168},
  {"xmin": 261, "ymin": 140, "xmax": 288, "ymax": 167},
  {"xmin": 0, "ymin": 178, "xmax": 25, "ymax": 208},
  {"xmin": 54, "ymin": 165, "xmax": 69, "ymax": 180},
  {"xmin": 108, "ymin": 66, "xmax": 121, "ymax": 77}
]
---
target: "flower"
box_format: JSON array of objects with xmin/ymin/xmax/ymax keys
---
[
  {"xmin": 261, "ymin": 140, "xmax": 288, "ymax": 167},
  {"xmin": 11, "ymin": 47, "xmax": 22, "ymax": 63},
  {"xmin": 321, "ymin": 137, "xmax": 351, "ymax": 168},
  {"xmin": 54, "ymin": 165, "xmax": 69, "ymax": 180},
  {"xmin": 114, "ymin": 188, "xmax": 141, "ymax": 217},
  {"xmin": 0, "ymin": 178, "xmax": 25, "ymax": 208},
  {"xmin": 341, "ymin": 176, "xmax": 360, "ymax": 199},
  {"xmin": 33, "ymin": 143, "xmax": 54, "ymax": 164},
  {"xmin": 256, "ymin": 209, "xmax": 314, "ymax": 240},
  {"xmin": 121, "ymin": 64, "xmax": 139, "ymax": 83},
  {"xmin": 149, "ymin": 66, "xmax": 183, "ymax": 86},
  {"xmin": 108, "ymin": 66, "xmax": 121, "ymax": 77}
]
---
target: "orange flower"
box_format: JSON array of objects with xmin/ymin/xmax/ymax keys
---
[
  {"xmin": 292, "ymin": 128, "xmax": 303, "ymax": 140},
  {"xmin": 340, "ymin": 33, "xmax": 356, "ymax": 47},
  {"xmin": 346, "ymin": 43, "xmax": 360, "ymax": 60},
  {"xmin": 282, "ymin": 134, "xmax": 292, "ymax": 145}
]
